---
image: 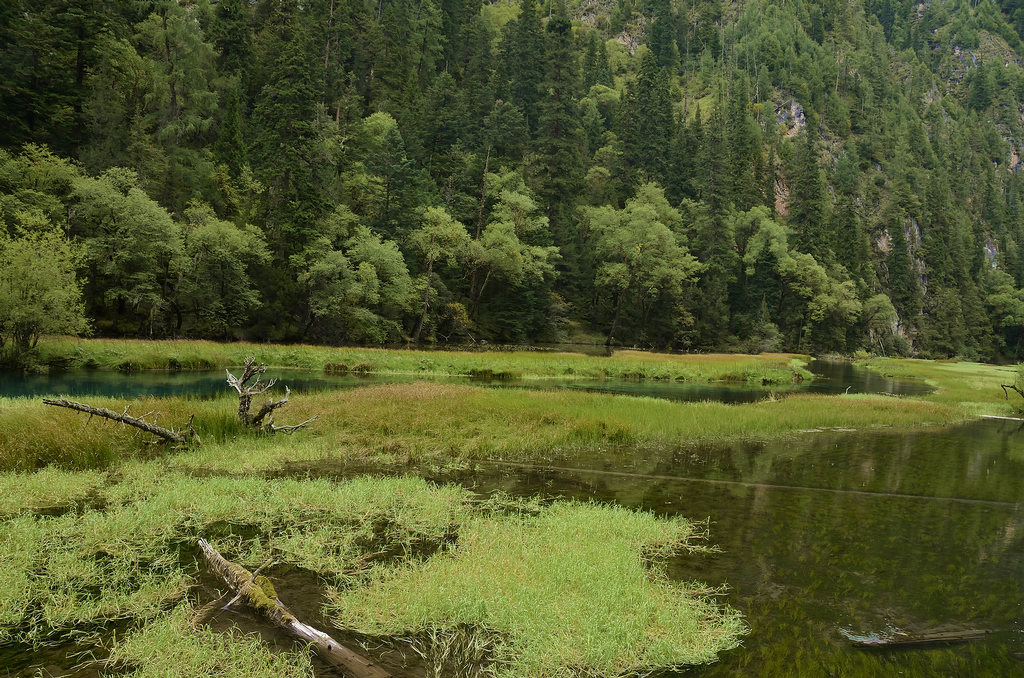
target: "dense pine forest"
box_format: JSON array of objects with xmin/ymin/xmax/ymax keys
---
[{"xmin": 8, "ymin": 0, "xmax": 1024, "ymax": 359}]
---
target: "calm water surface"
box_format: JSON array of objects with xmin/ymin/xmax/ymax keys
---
[
  {"xmin": 0, "ymin": 358, "xmax": 929, "ymax": 402},
  {"xmin": 445, "ymin": 419, "xmax": 1024, "ymax": 677}
]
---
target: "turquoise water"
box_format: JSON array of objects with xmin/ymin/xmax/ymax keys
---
[{"xmin": 0, "ymin": 359, "xmax": 930, "ymax": 402}]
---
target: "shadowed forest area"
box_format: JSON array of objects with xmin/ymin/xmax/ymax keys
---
[{"xmin": 6, "ymin": 0, "xmax": 1024, "ymax": 360}]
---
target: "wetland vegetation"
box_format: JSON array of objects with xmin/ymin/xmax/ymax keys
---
[{"xmin": 1, "ymin": 340, "xmax": 1023, "ymax": 676}]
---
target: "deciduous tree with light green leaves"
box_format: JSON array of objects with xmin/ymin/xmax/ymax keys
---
[
  {"xmin": 177, "ymin": 202, "xmax": 270, "ymax": 338},
  {"xmin": 293, "ymin": 206, "xmax": 413, "ymax": 344},
  {"xmin": 0, "ymin": 226, "xmax": 90, "ymax": 356},
  {"xmin": 585, "ymin": 183, "xmax": 702, "ymax": 346},
  {"xmin": 468, "ymin": 170, "xmax": 558, "ymax": 316},
  {"xmin": 411, "ymin": 206, "xmax": 471, "ymax": 343}
]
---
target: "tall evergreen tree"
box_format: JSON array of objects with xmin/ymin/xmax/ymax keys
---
[
  {"xmin": 622, "ymin": 50, "xmax": 674, "ymax": 185},
  {"xmin": 502, "ymin": 0, "xmax": 545, "ymax": 132},
  {"xmin": 787, "ymin": 129, "xmax": 831, "ymax": 261}
]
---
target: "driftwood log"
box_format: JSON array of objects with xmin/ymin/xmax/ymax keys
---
[
  {"xmin": 42, "ymin": 398, "xmax": 197, "ymax": 445},
  {"xmin": 197, "ymin": 539, "xmax": 390, "ymax": 678},
  {"xmin": 226, "ymin": 357, "xmax": 317, "ymax": 433},
  {"xmin": 847, "ymin": 628, "xmax": 990, "ymax": 648}
]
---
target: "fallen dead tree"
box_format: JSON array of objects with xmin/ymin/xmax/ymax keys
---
[
  {"xmin": 197, "ymin": 538, "xmax": 390, "ymax": 678},
  {"xmin": 226, "ymin": 357, "xmax": 317, "ymax": 433},
  {"xmin": 41, "ymin": 398, "xmax": 197, "ymax": 445}
]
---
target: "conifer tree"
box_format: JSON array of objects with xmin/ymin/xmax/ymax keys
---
[
  {"xmin": 503, "ymin": 0, "xmax": 545, "ymax": 132},
  {"xmin": 535, "ymin": 0, "xmax": 584, "ymax": 260},
  {"xmin": 623, "ymin": 50, "xmax": 674, "ymax": 186},
  {"xmin": 787, "ymin": 129, "xmax": 831, "ymax": 261}
]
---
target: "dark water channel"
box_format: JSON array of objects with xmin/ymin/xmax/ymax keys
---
[{"xmin": 0, "ymin": 358, "xmax": 930, "ymax": 402}]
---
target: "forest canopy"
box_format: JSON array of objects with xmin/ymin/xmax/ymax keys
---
[{"xmin": 5, "ymin": 0, "xmax": 1024, "ymax": 359}]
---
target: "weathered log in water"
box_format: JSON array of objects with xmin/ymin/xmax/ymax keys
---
[
  {"xmin": 197, "ymin": 538, "xmax": 390, "ymax": 678},
  {"xmin": 847, "ymin": 628, "xmax": 990, "ymax": 648},
  {"xmin": 42, "ymin": 397, "xmax": 196, "ymax": 445}
]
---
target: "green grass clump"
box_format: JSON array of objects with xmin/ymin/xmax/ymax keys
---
[
  {"xmin": 327, "ymin": 502, "xmax": 746, "ymax": 677},
  {"xmin": 106, "ymin": 603, "xmax": 313, "ymax": 678},
  {"xmin": 35, "ymin": 337, "xmax": 811, "ymax": 384},
  {"xmin": 0, "ymin": 469, "xmax": 742, "ymax": 677},
  {"xmin": 0, "ymin": 467, "xmax": 105, "ymax": 516},
  {"xmin": 0, "ymin": 471, "xmax": 476, "ymax": 645}
]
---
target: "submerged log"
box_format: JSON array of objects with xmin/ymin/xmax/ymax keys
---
[
  {"xmin": 197, "ymin": 539, "xmax": 390, "ymax": 678},
  {"xmin": 42, "ymin": 398, "xmax": 196, "ymax": 445},
  {"xmin": 846, "ymin": 628, "xmax": 990, "ymax": 648}
]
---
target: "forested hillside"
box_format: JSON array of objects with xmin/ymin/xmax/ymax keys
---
[{"xmin": 6, "ymin": 0, "xmax": 1024, "ymax": 359}]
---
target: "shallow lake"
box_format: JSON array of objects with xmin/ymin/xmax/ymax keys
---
[
  {"xmin": 0, "ymin": 358, "xmax": 930, "ymax": 402},
  {"xmin": 441, "ymin": 417, "xmax": 1024, "ymax": 676}
]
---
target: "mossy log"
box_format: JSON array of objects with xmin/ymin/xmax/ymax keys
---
[{"xmin": 197, "ymin": 539, "xmax": 390, "ymax": 678}]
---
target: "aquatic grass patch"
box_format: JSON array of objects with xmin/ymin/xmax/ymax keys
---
[
  {"xmin": 34, "ymin": 337, "xmax": 811, "ymax": 384},
  {"xmin": 0, "ymin": 513, "xmax": 191, "ymax": 645},
  {"xmin": 0, "ymin": 471, "xmax": 476, "ymax": 645},
  {"xmin": 326, "ymin": 502, "xmax": 746, "ymax": 677},
  {"xmin": 105, "ymin": 603, "xmax": 314, "ymax": 678},
  {"xmin": 1, "ymin": 384, "xmax": 968, "ymax": 475},
  {"xmin": 166, "ymin": 386, "xmax": 967, "ymax": 472},
  {"xmin": 0, "ymin": 467, "xmax": 106, "ymax": 516},
  {"xmin": 0, "ymin": 469, "xmax": 744, "ymax": 676}
]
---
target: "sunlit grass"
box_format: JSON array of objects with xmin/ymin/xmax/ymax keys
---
[
  {"xmin": 327, "ymin": 502, "xmax": 746, "ymax": 677},
  {"xmin": 855, "ymin": 357, "xmax": 1019, "ymax": 414},
  {"xmin": 34, "ymin": 336, "xmax": 811, "ymax": 384}
]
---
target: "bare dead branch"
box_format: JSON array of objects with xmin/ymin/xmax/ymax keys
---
[
  {"xmin": 1001, "ymin": 384, "xmax": 1024, "ymax": 401},
  {"xmin": 42, "ymin": 398, "xmax": 195, "ymax": 445},
  {"xmin": 250, "ymin": 386, "xmax": 291, "ymax": 428},
  {"xmin": 268, "ymin": 416, "xmax": 319, "ymax": 434}
]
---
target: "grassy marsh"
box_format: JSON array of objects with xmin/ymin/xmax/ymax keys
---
[
  {"xmin": 34, "ymin": 337, "xmax": 811, "ymax": 384},
  {"xmin": 1, "ymin": 384, "xmax": 968, "ymax": 473},
  {"xmin": 3, "ymin": 349, "xmax": 1020, "ymax": 676},
  {"xmin": 855, "ymin": 357, "xmax": 1019, "ymax": 413}
]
